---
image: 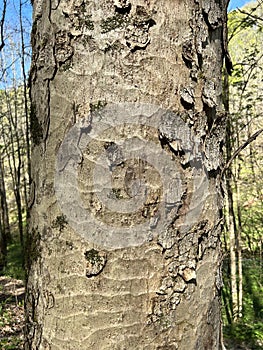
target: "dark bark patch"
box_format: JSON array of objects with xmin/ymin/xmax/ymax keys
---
[
  {"xmin": 101, "ymin": 14, "xmax": 127, "ymax": 34},
  {"xmin": 114, "ymin": 1, "xmax": 131, "ymax": 15},
  {"xmin": 90, "ymin": 100, "xmax": 107, "ymax": 112},
  {"xmin": 55, "ymin": 31, "xmax": 74, "ymax": 65},
  {"xmin": 85, "ymin": 249, "xmax": 107, "ymax": 277},
  {"xmin": 51, "ymin": 214, "xmax": 68, "ymax": 232},
  {"xmin": 180, "ymin": 87, "xmax": 195, "ymax": 109},
  {"xmin": 30, "ymin": 103, "xmax": 43, "ymax": 146},
  {"xmin": 182, "ymin": 40, "xmax": 193, "ymax": 68},
  {"xmin": 125, "ymin": 18, "xmax": 156, "ymax": 52},
  {"xmin": 25, "ymin": 228, "xmax": 41, "ymax": 272}
]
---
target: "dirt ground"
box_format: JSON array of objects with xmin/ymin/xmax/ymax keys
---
[{"xmin": 0, "ymin": 276, "xmax": 25, "ymax": 349}]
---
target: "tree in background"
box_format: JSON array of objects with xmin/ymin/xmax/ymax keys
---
[
  {"xmin": 223, "ymin": 1, "xmax": 263, "ymax": 348},
  {"xmin": 0, "ymin": 0, "xmax": 7, "ymax": 52},
  {"xmin": 0, "ymin": 0, "xmax": 31, "ymax": 275}
]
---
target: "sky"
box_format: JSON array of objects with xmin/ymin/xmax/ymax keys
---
[
  {"xmin": 0, "ymin": 0, "xmax": 256, "ymax": 87},
  {"xmin": 228, "ymin": 0, "xmax": 255, "ymax": 11},
  {"xmin": 0, "ymin": 0, "xmax": 31, "ymax": 87}
]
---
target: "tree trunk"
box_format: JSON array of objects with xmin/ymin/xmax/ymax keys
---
[
  {"xmin": 26, "ymin": 1, "xmax": 227, "ymax": 349},
  {"xmin": 223, "ymin": 66, "xmax": 240, "ymax": 323},
  {"xmin": 0, "ymin": 156, "xmax": 9, "ymax": 272}
]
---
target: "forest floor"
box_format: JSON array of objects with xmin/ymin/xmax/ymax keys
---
[{"xmin": 0, "ymin": 276, "xmax": 25, "ymax": 349}]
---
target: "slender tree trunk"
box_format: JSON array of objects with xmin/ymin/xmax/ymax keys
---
[
  {"xmin": 235, "ymin": 164, "xmax": 243, "ymax": 319},
  {"xmin": 237, "ymin": 233, "xmax": 243, "ymax": 318},
  {"xmin": 223, "ymin": 67, "xmax": 240, "ymax": 322},
  {"xmin": 19, "ymin": 0, "xmax": 31, "ymax": 243},
  {"xmin": 222, "ymin": 284, "xmax": 232, "ymax": 326},
  {"xmin": 226, "ymin": 172, "xmax": 238, "ymax": 321},
  {"xmin": 0, "ymin": 219, "xmax": 6, "ymax": 273},
  {"xmin": 26, "ymin": 1, "xmax": 228, "ymax": 349},
  {"xmin": 0, "ymin": 157, "xmax": 8, "ymax": 272},
  {"xmin": 0, "ymin": 156, "xmax": 11, "ymax": 241},
  {"xmin": 3, "ymin": 87, "xmax": 23, "ymax": 245}
]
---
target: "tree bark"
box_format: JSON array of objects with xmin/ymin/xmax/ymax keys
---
[
  {"xmin": 26, "ymin": 1, "xmax": 227, "ymax": 349},
  {"xmin": 0, "ymin": 157, "xmax": 8, "ymax": 271}
]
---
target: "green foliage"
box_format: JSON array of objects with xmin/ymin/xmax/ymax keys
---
[
  {"xmin": 0, "ymin": 334, "xmax": 23, "ymax": 349},
  {"xmin": 223, "ymin": 2, "xmax": 263, "ymax": 348},
  {"xmin": 224, "ymin": 322, "xmax": 263, "ymax": 350},
  {"xmin": 0, "ymin": 298, "xmax": 24, "ymax": 350},
  {"xmin": 223, "ymin": 257, "xmax": 263, "ymax": 348},
  {"xmin": 226, "ymin": 2, "xmax": 263, "ymax": 253},
  {"xmin": 223, "ymin": 254, "xmax": 263, "ymax": 349},
  {"xmin": 2, "ymin": 237, "xmax": 25, "ymax": 281}
]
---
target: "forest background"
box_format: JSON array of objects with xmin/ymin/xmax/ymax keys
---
[{"xmin": 0, "ymin": 0, "xmax": 262, "ymax": 349}]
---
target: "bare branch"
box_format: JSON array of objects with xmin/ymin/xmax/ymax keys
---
[
  {"xmin": 0, "ymin": 0, "xmax": 7, "ymax": 51},
  {"xmin": 238, "ymin": 8, "xmax": 263, "ymax": 23},
  {"xmin": 228, "ymin": 1, "xmax": 263, "ymax": 43},
  {"xmin": 222, "ymin": 128, "xmax": 263, "ymax": 175}
]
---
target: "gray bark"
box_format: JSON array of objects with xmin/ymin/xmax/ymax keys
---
[{"xmin": 26, "ymin": 0, "xmax": 227, "ymax": 349}]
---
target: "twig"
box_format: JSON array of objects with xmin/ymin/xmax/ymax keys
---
[
  {"xmin": 228, "ymin": 1, "xmax": 263, "ymax": 43},
  {"xmin": 0, "ymin": 0, "xmax": 7, "ymax": 51},
  {"xmin": 238, "ymin": 8, "xmax": 263, "ymax": 23},
  {"xmin": 222, "ymin": 128, "xmax": 263, "ymax": 175}
]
